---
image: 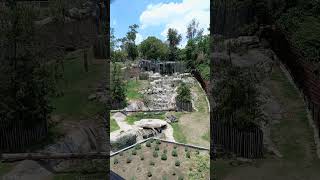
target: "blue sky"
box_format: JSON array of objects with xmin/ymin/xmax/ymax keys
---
[{"xmin": 111, "ymin": 0, "xmax": 210, "ymax": 48}]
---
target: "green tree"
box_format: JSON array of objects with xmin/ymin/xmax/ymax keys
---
[
  {"xmin": 0, "ymin": 5, "xmax": 54, "ymax": 128},
  {"xmin": 186, "ymin": 18, "xmax": 204, "ymax": 40},
  {"xmin": 167, "ymin": 28, "xmax": 182, "ymax": 61},
  {"xmin": 176, "ymin": 82, "xmax": 192, "ymax": 103},
  {"xmin": 126, "ymin": 24, "xmax": 139, "ymax": 61},
  {"xmin": 139, "ymin": 36, "xmax": 169, "ymax": 60},
  {"xmin": 111, "ymin": 64, "xmax": 127, "ymax": 108}
]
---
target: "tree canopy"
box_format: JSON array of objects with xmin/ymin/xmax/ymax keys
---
[{"xmin": 139, "ymin": 36, "xmax": 169, "ymax": 60}]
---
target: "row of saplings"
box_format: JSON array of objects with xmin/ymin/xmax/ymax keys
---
[{"xmin": 113, "ymin": 139, "xmax": 200, "ymax": 179}]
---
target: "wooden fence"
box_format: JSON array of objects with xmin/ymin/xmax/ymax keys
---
[
  {"xmin": 176, "ymin": 100, "xmax": 193, "ymax": 112},
  {"xmin": 265, "ymin": 28, "xmax": 320, "ymax": 137},
  {"xmin": 0, "ymin": 119, "xmax": 48, "ymax": 152},
  {"xmin": 213, "ymin": 121, "xmax": 263, "ymax": 158}
]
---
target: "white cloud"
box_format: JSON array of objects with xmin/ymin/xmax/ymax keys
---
[
  {"xmin": 135, "ymin": 33, "xmax": 144, "ymax": 44},
  {"xmin": 139, "ymin": 0, "xmax": 210, "ymax": 47}
]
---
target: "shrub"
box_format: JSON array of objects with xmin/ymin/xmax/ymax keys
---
[
  {"xmin": 147, "ymin": 170, "xmax": 152, "ymax": 177},
  {"xmin": 119, "ymin": 152, "xmax": 123, "ymax": 156},
  {"xmin": 174, "ymin": 145, "xmax": 178, "ymax": 149},
  {"xmin": 172, "ymin": 149, "xmax": 178, "ymax": 157},
  {"xmin": 149, "ymin": 161, "xmax": 155, "ymax": 166},
  {"xmin": 135, "ymin": 144, "xmax": 141, "ymax": 150},
  {"xmin": 196, "ymin": 150, "xmax": 200, "ymax": 155},
  {"xmin": 155, "ymin": 144, "xmax": 160, "ymax": 151},
  {"xmin": 178, "ymin": 176, "xmax": 184, "ymax": 180},
  {"xmin": 186, "ymin": 151, "xmax": 191, "ymax": 158},
  {"xmin": 175, "ymin": 160, "xmax": 180, "ymax": 166},
  {"xmin": 153, "ymin": 151, "xmax": 158, "ymax": 158},
  {"xmin": 126, "ymin": 157, "xmax": 132, "ymax": 163},
  {"xmin": 172, "ymin": 171, "xmax": 176, "ymax": 176},
  {"xmin": 113, "ymin": 158, "xmax": 119, "ymax": 164},
  {"xmin": 140, "ymin": 155, "xmax": 144, "ymax": 160},
  {"xmin": 156, "ymin": 139, "xmax": 161, "ymax": 144},
  {"xmin": 163, "ymin": 149, "xmax": 167, "ymax": 154},
  {"xmin": 161, "ymin": 153, "xmax": 167, "ymax": 160},
  {"xmin": 185, "ymin": 147, "xmax": 189, "ymax": 152},
  {"xmin": 162, "ymin": 176, "xmax": 168, "ymax": 180},
  {"xmin": 146, "ymin": 141, "xmax": 151, "ymax": 147},
  {"xmin": 132, "ymin": 149, "xmax": 137, "ymax": 155}
]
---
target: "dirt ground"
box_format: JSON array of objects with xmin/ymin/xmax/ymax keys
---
[{"xmin": 110, "ymin": 141, "xmax": 209, "ymax": 180}]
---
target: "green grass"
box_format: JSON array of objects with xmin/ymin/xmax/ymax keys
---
[
  {"xmin": 201, "ymin": 131, "xmax": 210, "ymax": 141},
  {"xmin": 126, "ymin": 79, "xmax": 143, "ymax": 100},
  {"xmin": 126, "ymin": 112, "xmax": 165, "ymax": 125},
  {"xmin": 51, "ymin": 49, "xmax": 105, "ymax": 120},
  {"xmin": 0, "ymin": 163, "xmax": 14, "ymax": 176},
  {"xmin": 110, "ymin": 118, "xmax": 120, "ymax": 132},
  {"xmin": 171, "ymin": 122, "xmax": 187, "ymax": 143}
]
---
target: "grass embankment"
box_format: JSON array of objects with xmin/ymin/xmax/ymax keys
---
[
  {"xmin": 214, "ymin": 65, "xmax": 320, "ymax": 180},
  {"xmin": 125, "ymin": 112, "xmax": 165, "ymax": 125},
  {"xmin": 176, "ymin": 82, "xmax": 210, "ymax": 147},
  {"xmin": 51, "ymin": 49, "xmax": 105, "ymax": 121},
  {"xmin": 110, "ymin": 118, "xmax": 120, "ymax": 132},
  {"xmin": 125, "ymin": 79, "xmax": 148, "ymax": 101}
]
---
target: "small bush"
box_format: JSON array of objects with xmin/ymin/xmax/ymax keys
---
[
  {"xmin": 132, "ymin": 149, "xmax": 137, "ymax": 155},
  {"xmin": 149, "ymin": 161, "xmax": 155, "ymax": 166},
  {"xmin": 153, "ymin": 151, "xmax": 158, "ymax": 158},
  {"xmin": 161, "ymin": 153, "xmax": 167, "ymax": 160},
  {"xmin": 196, "ymin": 150, "xmax": 200, "ymax": 155},
  {"xmin": 178, "ymin": 176, "xmax": 184, "ymax": 180},
  {"xmin": 113, "ymin": 158, "xmax": 119, "ymax": 164},
  {"xmin": 147, "ymin": 170, "xmax": 152, "ymax": 177},
  {"xmin": 140, "ymin": 155, "xmax": 144, "ymax": 160},
  {"xmin": 119, "ymin": 152, "xmax": 123, "ymax": 156},
  {"xmin": 174, "ymin": 145, "xmax": 178, "ymax": 149},
  {"xmin": 155, "ymin": 144, "xmax": 160, "ymax": 151},
  {"xmin": 172, "ymin": 171, "xmax": 176, "ymax": 176},
  {"xmin": 172, "ymin": 149, "xmax": 178, "ymax": 157},
  {"xmin": 186, "ymin": 151, "xmax": 191, "ymax": 158},
  {"xmin": 156, "ymin": 139, "xmax": 161, "ymax": 144},
  {"xmin": 135, "ymin": 144, "xmax": 141, "ymax": 150},
  {"xmin": 185, "ymin": 147, "xmax": 189, "ymax": 152},
  {"xmin": 162, "ymin": 176, "xmax": 168, "ymax": 180},
  {"xmin": 146, "ymin": 141, "xmax": 151, "ymax": 147},
  {"xmin": 175, "ymin": 160, "xmax": 180, "ymax": 166},
  {"xmin": 126, "ymin": 157, "xmax": 132, "ymax": 163},
  {"xmin": 163, "ymin": 149, "xmax": 167, "ymax": 154}
]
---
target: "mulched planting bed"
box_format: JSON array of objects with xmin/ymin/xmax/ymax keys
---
[{"xmin": 110, "ymin": 140, "xmax": 209, "ymax": 180}]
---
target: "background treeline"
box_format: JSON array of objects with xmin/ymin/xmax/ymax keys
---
[{"xmin": 110, "ymin": 19, "xmax": 210, "ymax": 80}]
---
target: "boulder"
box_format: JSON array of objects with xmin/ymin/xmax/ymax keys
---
[
  {"xmin": 134, "ymin": 119, "xmax": 167, "ymax": 129},
  {"xmin": 110, "ymin": 129, "xmax": 137, "ymax": 151}
]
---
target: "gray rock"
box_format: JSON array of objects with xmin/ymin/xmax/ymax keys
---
[
  {"xmin": 3, "ymin": 160, "xmax": 52, "ymax": 180},
  {"xmin": 134, "ymin": 119, "xmax": 167, "ymax": 129}
]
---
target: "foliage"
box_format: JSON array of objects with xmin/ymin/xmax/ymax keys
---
[
  {"xmin": 0, "ymin": 5, "xmax": 54, "ymax": 129},
  {"xmin": 139, "ymin": 36, "xmax": 169, "ymax": 60},
  {"xmin": 149, "ymin": 161, "xmax": 155, "ymax": 166},
  {"xmin": 212, "ymin": 65, "xmax": 264, "ymax": 129},
  {"xmin": 172, "ymin": 149, "xmax": 178, "ymax": 157},
  {"xmin": 175, "ymin": 160, "xmax": 181, "ymax": 166},
  {"xmin": 153, "ymin": 151, "xmax": 159, "ymax": 158},
  {"xmin": 110, "ymin": 118, "xmax": 120, "ymax": 132},
  {"xmin": 126, "ymin": 157, "xmax": 132, "ymax": 163},
  {"xmin": 188, "ymin": 154, "xmax": 210, "ymax": 179},
  {"xmin": 135, "ymin": 144, "xmax": 141, "ymax": 150},
  {"xmin": 176, "ymin": 82, "xmax": 192, "ymax": 103},
  {"xmin": 113, "ymin": 158, "xmax": 119, "ymax": 164},
  {"xmin": 126, "ymin": 24, "xmax": 139, "ymax": 61},
  {"xmin": 186, "ymin": 151, "xmax": 191, "ymax": 158},
  {"xmin": 147, "ymin": 170, "xmax": 152, "ymax": 177},
  {"xmin": 167, "ymin": 28, "xmax": 182, "ymax": 61},
  {"xmin": 178, "ymin": 176, "xmax": 184, "ymax": 180},
  {"xmin": 146, "ymin": 141, "xmax": 151, "ymax": 147},
  {"xmin": 161, "ymin": 153, "xmax": 167, "ymax": 160},
  {"xmin": 132, "ymin": 149, "xmax": 137, "ymax": 155},
  {"xmin": 155, "ymin": 144, "xmax": 160, "ymax": 151},
  {"xmin": 156, "ymin": 139, "xmax": 161, "ymax": 144},
  {"xmin": 110, "ymin": 63, "xmax": 127, "ymax": 108},
  {"xmin": 140, "ymin": 155, "xmax": 144, "ymax": 160},
  {"xmin": 187, "ymin": 18, "xmax": 204, "ymax": 40},
  {"xmin": 163, "ymin": 149, "xmax": 167, "ymax": 154}
]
